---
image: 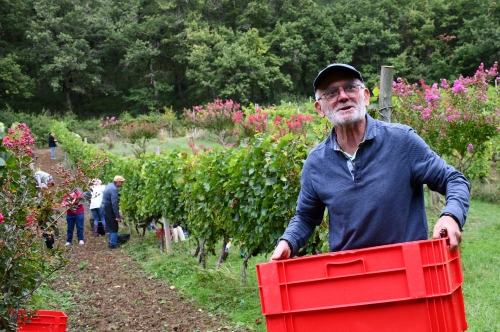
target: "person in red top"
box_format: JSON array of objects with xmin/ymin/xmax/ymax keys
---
[{"xmin": 63, "ymin": 189, "xmax": 85, "ymax": 245}]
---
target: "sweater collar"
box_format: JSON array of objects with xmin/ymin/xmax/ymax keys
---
[{"xmin": 329, "ymin": 114, "xmax": 377, "ymax": 151}]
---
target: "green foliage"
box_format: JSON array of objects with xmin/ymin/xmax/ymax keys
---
[
  {"xmin": 4, "ymin": 0, "xmax": 499, "ymax": 114},
  {"xmin": 0, "ymin": 54, "xmax": 34, "ymax": 99},
  {"xmin": 58, "ymin": 121, "xmax": 313, "ymax": 266},
  {"xmin": 470, "ymin": 178, "xmax": 500, "ymax": 204}
]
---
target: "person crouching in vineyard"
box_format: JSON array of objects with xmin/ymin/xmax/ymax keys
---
[
  {"xmin": 271, "ymin": 63, "xmax": 470, "ymax": 260},
  {"xmin": 63, "ymin": 188, "xmax": 85, "ymax": 246},
  {"xmin": 101, "ymin": 175, "xmax": 125, "ymax": 249}
]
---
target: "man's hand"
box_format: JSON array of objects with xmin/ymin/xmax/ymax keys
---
[
  {"xmin": 270, "ymin": 240, "xmax": 291, "ymax": 261},
  {"xmin": 432, "ymin": 215, "xmax": 462, "ymax": 253},
  {"xmin": 115, "ymin": 218, "xmax": 121, "ymax": 222}
]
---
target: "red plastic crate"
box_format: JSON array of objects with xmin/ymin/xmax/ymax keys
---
[
  {"xmin": 256, "ymin": 238, "xmax": 467, "ymax": 332},
  {"xmin": 17, "ymin": 310, "xmax": 67, "ymax": 332}
]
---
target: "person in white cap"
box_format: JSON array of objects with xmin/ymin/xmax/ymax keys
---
[
  {"xmin": 271, "ymin": 63, "xmax": 470, "ymax": 260},
  {"xmin": 101, "ymin": 175, "xmax": 125, "ymax": 249}
]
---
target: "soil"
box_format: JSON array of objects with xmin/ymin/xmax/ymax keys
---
[{"xmin": 36, "ymin": 149, "xmax": 229, "ymax": 332}]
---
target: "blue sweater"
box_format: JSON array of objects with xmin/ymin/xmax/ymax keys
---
[
  {"xmin": 101, "ymin": 182, "xmax": 121, "ymax": 219},
  {"xmin": 281, "ymin": 115, "xmax": 470, "ymax": 255}
]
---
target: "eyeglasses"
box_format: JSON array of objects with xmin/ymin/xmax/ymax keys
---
[{"xmin": 317, "ymin": 82, "xmax": 364, "ymax": 102}]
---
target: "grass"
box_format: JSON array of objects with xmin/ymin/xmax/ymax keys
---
[
  {"xmin": 29, "ymin": 283, "xmax": 77, "ymax": 313},
  {"xmin": 92, "ymin": 136, "xmax": 222, "ymax": 157},
  {"xmin": 459, "ymin": 200, "xmax": 500, "ymax": 331},
  {"xmin": 120, "ymin": 198, "xmax": 500, "ymax": 331}
]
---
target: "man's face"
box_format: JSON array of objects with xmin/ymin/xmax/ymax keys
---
[
  {"xmin": 116, "ymin": 181, "xmax": 124, "ymax": 188},
  {"xmin": 314, "ymin": 74, "xmax": 370, "ymax": 127}
]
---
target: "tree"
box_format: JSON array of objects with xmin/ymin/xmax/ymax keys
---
[
  {"xmin": 0, "ymin": 54, "xmax": 35, "ymax": 100},
  {"xmin": 25, "ymin": 0, "xmax": 106, "ymax": 109}
]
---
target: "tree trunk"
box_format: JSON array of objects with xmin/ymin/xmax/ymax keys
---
[
  {"xmin": 64, "ymin": 77, "xmax": 72, "ymax": 110},
  {"xmin": 193, "ymin": 236, "xmax": 200, "ymax": 258},
  {"xmin": 149, "ymin": 62, "xmax": 158, "ymax": 110},
  {"xmin": 241, "ymin": 248, "xmax": 259, "ymax": 284},
  {"xmin": 199, "ymin": 238, "xmax": 207, "ymax": 269},
  {"xmin": 215, "ymin": 238, "xmax": 228, "ymax": 270},
  {"xmin": 161, "ymin": 217, "xmax": 172, "ymax": 254}
]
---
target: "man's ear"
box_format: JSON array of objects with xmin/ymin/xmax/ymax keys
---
[
  {"xmin": 364, "ymin": 88, "xmax": 370, "ymax": 107},
  {"xmin": 314, "ymin": 101, "xmax": 325, "ymax": 118}
]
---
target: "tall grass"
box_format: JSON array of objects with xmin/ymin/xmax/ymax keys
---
[{"xmin": 92, "ymin": 137, "xmax": 222, "ymax": 157}]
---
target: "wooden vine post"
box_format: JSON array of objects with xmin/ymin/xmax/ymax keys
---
[
  {"xmin": 155, "ymin": 147, "xmax": 172, "ymax": 254},
  {"xmin": 161, "ymin": 216, "xmax": 172, "ymax": 254},
  {"xmin": 378, "ymin": 66, "xmax": 394, "ymax": 123}
]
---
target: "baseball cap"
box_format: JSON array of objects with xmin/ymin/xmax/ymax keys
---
[
  {"xmin": 114, "ymin": 175, "xmax": 125, "ymax": 182},
  {"xmin": 313, "ymin": 64, "xmax": 364, "ymax": 92}
]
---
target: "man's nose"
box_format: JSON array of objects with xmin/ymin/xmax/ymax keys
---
[{"xmin": 337, "ymin": 88, "xmax": 350, "ymax": 101}]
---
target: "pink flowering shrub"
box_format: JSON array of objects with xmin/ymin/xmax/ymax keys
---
[
  {"xmin": 392, "ymin": 62, "xmax": 500, "ymax": 177},
  {"xmin": 184, "ymin": 99, "xmax": 242, "ymax": 146},
  {"xmin": 99, "ymin": 116, "xmax": 123, "ymax": 148}
]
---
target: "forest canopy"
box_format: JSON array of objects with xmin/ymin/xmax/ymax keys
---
[{"xmin": 0, "ymin": 0, "xmax": 498, "ymax": 116}]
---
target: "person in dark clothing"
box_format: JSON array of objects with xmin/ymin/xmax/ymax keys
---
[
  {"xmin": 101, "ymin": 175, "xmax": 125, "ymax": 249},
  {"xmin": 271, "ymin": 64, "xmax": 470, "ymax": 261},
  {"xmin": 48, "ymin": 133, "xmax": 57, "ymax": 159}
]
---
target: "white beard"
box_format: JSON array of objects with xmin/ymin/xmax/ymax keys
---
[{"xmin": 323, "ymin": 95, "xmax": 367, "ymax": 126}]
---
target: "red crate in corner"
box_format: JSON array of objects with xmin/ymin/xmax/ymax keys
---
[
  {"xmin": 17, "ymin": 310, "xmax": 67, "ymax": 332},
  {"xmin": 256, "ymin": 238, "xmax": 467, "ymax": 332}
]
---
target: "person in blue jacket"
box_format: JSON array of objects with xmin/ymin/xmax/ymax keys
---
[
  {"xmin": 271, "ymin": 64, "xmax": 470, "ymax": 260},
  {"xmin": 101, "ymin": 175, "xmax": 125, "ymax": 249}
]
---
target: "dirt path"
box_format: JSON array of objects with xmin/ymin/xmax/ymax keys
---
[{"xmin": 36, "ymin": 149, "xmax": 227, "ymax": 332}]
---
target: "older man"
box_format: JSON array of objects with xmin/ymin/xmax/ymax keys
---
[
  {"xmin": 271, "ymin": 64, "xmax": 470, "ymax": 260},
  {"xmin": 101, "ymin": 175, "xmax": 125, "ymax": 249}
]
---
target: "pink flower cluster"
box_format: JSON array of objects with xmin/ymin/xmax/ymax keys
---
[
  {"xmin": 1, "ymin": 123, "xmax": 35, "ymax": 156},
  {"xmin": 239, "ymin": 108, "xmax": 269, "ymax": 133},
  {"xmin": 273, "ymin": 113, "xmax": 314, "ymax": 137},
  {"xmin": 187, "ymin": 99, "xmax": 241, "ymax": 122},
  {"xmin": 25, "ymin": 209, "xmax": 37, "ymax": 227},
  {"xmin": 285, "ymin": 114, "xmax": 314, "ymax": 130},
  {"xmin": 392, "ymin": 78, "xmax": 417, "ymax": 97},
  {"xmin": 99, "ymin": 116, "xmax": 122, "ymax": 128},
  {"xmin": 0, "ymin": 212, "xmax": 4, "ymax": 225}
]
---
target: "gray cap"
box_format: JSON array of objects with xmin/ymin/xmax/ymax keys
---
[{"xmin": 313, "ymin": 64, "xmax": 364, "ymax": 92}]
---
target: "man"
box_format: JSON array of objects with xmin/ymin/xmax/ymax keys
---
[
  {"xmin": 34, "ymin": 170, "xmax": 54, "ymax": 188},
  {"xmin": 271, "ymin": 64, "xmax": 470, "ymax": 260},
  {"xmin": 101, "ymin": 175, "xmax": 125, "ymax": 249}
]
